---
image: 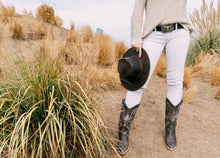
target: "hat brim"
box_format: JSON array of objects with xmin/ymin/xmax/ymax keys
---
[{"xmin": 119, "ymin": 48, "xmax": 150, "ymax": 91}]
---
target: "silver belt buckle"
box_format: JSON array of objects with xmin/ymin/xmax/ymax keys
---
[{"xmin": 161, "ymin": 24, "xmax": 175, "ymax": 33}]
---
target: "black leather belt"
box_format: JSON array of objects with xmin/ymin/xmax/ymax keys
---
[{"xmin": 153, "ymin": 23, "xmax": 184, "ymax": 33}]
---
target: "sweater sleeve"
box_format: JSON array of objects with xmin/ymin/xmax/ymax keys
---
[{"xmin": 131, "ymin": 0, "xmax": 146, "ymax": 45}]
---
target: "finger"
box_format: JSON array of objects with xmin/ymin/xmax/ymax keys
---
[
  {"xmin": 132, "ymin": 46, "xmax": 137, "ymax": 52},
  {"xmin": 139, "ymin": 47, "xmax": 142, "ymax": 58}
]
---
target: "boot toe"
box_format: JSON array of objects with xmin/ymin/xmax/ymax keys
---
[
  {"xmin": 118, "ymin": 142, "xmax": 129, "ymax": 155},
  {"xmin": 165, "ymin": 140, "xmax": 176, "ymax": 150}
]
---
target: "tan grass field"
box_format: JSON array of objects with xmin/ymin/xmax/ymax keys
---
[{"xmin": 0, "ymin": 2, "xmax": 219, "ymax": 157}]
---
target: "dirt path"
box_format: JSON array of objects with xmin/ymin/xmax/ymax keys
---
[{"xmin": 101, "ymin": 75, "xmax": 220, "ymax": 158}]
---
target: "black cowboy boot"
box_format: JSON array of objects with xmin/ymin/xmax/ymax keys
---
[
  {"xmin": 118, "ymin": 99, "xmax": 139, "ymax": 155},
  {"xmin": 165, "ymin": 98, "xmax": 182, "ymax": 150}
]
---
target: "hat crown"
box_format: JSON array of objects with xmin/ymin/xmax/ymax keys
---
[
  {"xmin": 118, "ymin": 47, "xmax": 150, "ymax": 91},
  {"xmin": 118, "ymin": 56, "xmax": 142, "ymax": 77}
]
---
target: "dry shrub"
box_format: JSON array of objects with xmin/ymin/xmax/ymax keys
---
[
  {"xmin": 66, "ymin": 26, "xmax": 93, "ymax": 45},
  {"xmin": 70, "ymin": 23, "xmax": 75, "ymax": 30},
  {"xmin": 194, "ymin": 52, "xmax": 204, "ymax": 65},
  {"xmin": 216, "ymin": 88, "xmax": 220, "ymax": 99},
  {"xmin": 115, "ymin": 42, "xmax": 127, "ymax": 61},
  {"xmin": 23, "ymin": 9, "xmax": 33, "ymax": 18},
  {"xmin": 0, "ymin": 5, "xmax": 16, "ymax": 23},
  {"xmin": 101, "ymin": 68, "xmax": 120, "ymax": 90},
  {"xmin": 0, "ymin": 6, "xmax": 9, "ymax": 23},
  {"xmin": 36, "ymin": 5, "xmax": 55, "ymax": 24},
  {"xmin": 183, "ymin": 86, "xmax": 197, "ymax": 104},
  {"xmin": 111, "ymin": 62, "xmax": 118, "ymax": 72},
  {"xmin": 27, "ymin": 21, "xmax": 47, "ymax": 40},
  {"xmin": 33, "ymin": 21, "xmax": 46, "ymax": 40},
  {"xmin": 210, "ymin": 66, "xmax": 220, "ymax": 86},
  {"xmin": 154, "ymin": 53, "xmax": 167, "ymax": 77},
  {"xmin": 6, "ymin": 6, "xmax": 16, "ymax": 17},
  {"xmin": 97, "ymin": 34, "xmax": 114, "ymax": 66},
  {"xmin": 60, "ymin": 41, "xmax": 96, "ymax": 66},
  {"xmin": 82, "ymin": 26, "xmax": 94, "ymax": 43},
  {"xmin": 59, "ymin": 46, "xmax": 78, "ymax": 65},
  {"xmin": 83, "ymin": 64, "xmax": 120, "ymax": 91},
  {"xmin": 9, "ymin": 20, "xmax": 24, "ymax": 40},
  {"xmin": 54, "ymin": 16, "xmax": 63, "ymax": 26},
  {"xmin": 66, "ymin": 29, "xmax": 78, "ymax": 44},
  {"xmin": 183, "ymin": 67, "xmax": 192, "ymax": 88},
  {"xmin": 58, "ymin": 26, "xmax": 124, "ymax": 91},
  {"xmin": 191, "ymin": 54, "xmax": 220, "ymax": 77}
]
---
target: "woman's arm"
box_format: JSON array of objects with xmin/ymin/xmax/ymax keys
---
[{"xmin": 132, "ymin": 0, "xmax": 146, "ymax": 57}]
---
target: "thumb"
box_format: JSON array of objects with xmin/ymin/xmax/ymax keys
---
[{"xmin": 139, "ymin": 47, "xmax": 142, "ymax": 59}]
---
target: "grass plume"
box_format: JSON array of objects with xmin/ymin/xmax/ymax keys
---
[
  {"xmin": 187, "ymin": 0, "xmax": 220, "ymax": 65},
  {"xmin": 183, "ymin": 67, "xmax": 192, "ymax": 88},
  {"xmin": 183, "ymin": 86, "xmax": 197, "ymax": 104},
  {"xmin": 210, "ymin": 66, "xmax": 220, "ymax": 86}
]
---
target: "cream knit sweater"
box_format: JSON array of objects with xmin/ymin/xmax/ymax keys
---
[{"xmin": 132, "ymin": 0, "xmax": 193, "ymax": 45}]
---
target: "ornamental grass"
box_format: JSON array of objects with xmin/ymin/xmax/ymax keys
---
[{"xmin": 0, "ymin": 51, "xmax": 116, "ymax": 157}]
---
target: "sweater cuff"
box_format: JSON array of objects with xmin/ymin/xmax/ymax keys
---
[{"xmin": 131, "ymin": 38, "xmax": 143, "ymax": 46}]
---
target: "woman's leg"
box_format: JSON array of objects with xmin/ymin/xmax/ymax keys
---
[
  {"xmin": 166, "ymin": 29, "xmax": 190, "ymax": 105},
  {"xmin": 118, "ymin": 31, "xmax": 166, "ymax": 154},
  {"xmin": 125, "ymin": 31, "xmax": 166, "ymax": 108},
  {"xmin": 164, "ymin": 29, "xmax": 190, "ymax": 150}
]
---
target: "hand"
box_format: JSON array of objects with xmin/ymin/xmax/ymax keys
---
[{"xmin": 132, "ymin": 43, "xmax": 143, "ymax": 58}]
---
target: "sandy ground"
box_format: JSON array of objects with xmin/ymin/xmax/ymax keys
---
[{"xmin": 101, "ymin": 75, "xmax": 220, "ymax": 158}]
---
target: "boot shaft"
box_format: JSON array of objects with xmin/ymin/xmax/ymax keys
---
[
  {"xmin": 165, "ymin": 98, "xmax": 182, "ymax": 150},
  {"xmin": 118, "ymin": 99, "xmax": 139, "ymax": 155},
  {"xmin": 165, "ymin": 98, "xmax": 182, "ymax": 125},
  {"xmin": 119, "ymin": 99, "xmax": 139, "ymax": 130}
]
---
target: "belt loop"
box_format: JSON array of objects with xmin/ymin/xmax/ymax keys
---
[
  {"xmin": 154, "ymin": 27, "xmax": 157, "ymax": 32},
  {"xmin": 175, "ymin": 23, "xmax": 177, "ymax": 30}
]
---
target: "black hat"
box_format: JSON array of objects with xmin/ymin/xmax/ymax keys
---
[{"xmin": 118, "ymin": 48, "xmax": 150, "ymax": 91}]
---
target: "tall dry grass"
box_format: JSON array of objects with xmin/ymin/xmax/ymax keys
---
[
  {"xmin": 183, "ymin": 86, "xmax": 198, "ymax": 104},
  {"xmin": 183, "ymin": 67, "xmax": 192, "ymax": 88},
  {"xmin": 115, "ymin": 42, "xmax": 128, "ymax": 61},
  {"xmin": 9, "ymin": 20, "xmax": 24, "ymax": 40},
  {"xmin": 59, "ymin": 26, "xmax": 121, "ymax": 91},
  {"xmin": 54, "ymin": 16, "xmax": 63, "ymax": 27},
  {"xmin": 191, "ymin": 54, "xmax": 220, "ymax": 77},
  {"xmin": 0, "ymin": 5, "xmax": 17, "ymax": 23},
  {"xmin": 0, "ymin": 51, "xmax": 116, "ymax": 157},
  {"xmin": 82, "ymin": 26, "xmax": 94, "ymax": 43},
  {"xmin": 97, "ymin": 34, "xmax": 114, "ymax": 66},
  {"xmin": 210, "ymin": 66, "xmax": 220, "ymax": 86},
  {"xmin": 189, "ymin": 0, "xmax": 220, "ymax": 35},
  {"xmin": 154, "ymin": 53, "xmax": 167, "ymax": 77},
  {"xmin": 187, "ymin": 0, "xmax": 220, "ymax": 65},
  {"xmin": 32, "ymin": 21, "xmax": 47, "ymax": 40}
]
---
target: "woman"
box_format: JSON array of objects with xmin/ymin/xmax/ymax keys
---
[{"xmin": 118, "ymin": 0, "xmax": 193, "ymax": 155}]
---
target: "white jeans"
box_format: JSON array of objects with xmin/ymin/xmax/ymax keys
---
[{"xmin": 125, "ymin": 29, "xmax": 190, "ymax": 108}]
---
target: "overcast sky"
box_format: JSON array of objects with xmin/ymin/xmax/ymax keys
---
[{"xmin": 1, "ymin": 0, "xmax": 218, "ymax": 46}]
